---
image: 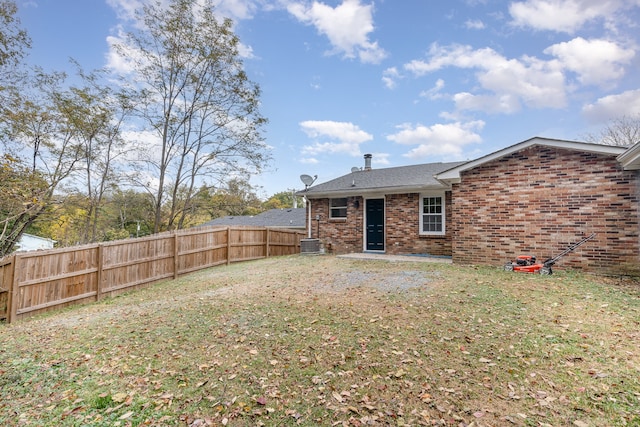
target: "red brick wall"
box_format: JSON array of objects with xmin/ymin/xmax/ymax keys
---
[
  {"xmin": 308, "ymin": 196, "xmax": 362, "ymax": 253},
  {"xmin": 385, "ymin": 193, "xmax": 453, "ymax": 256},
  {"xmin": 308, "ymin": 193, "xmax": 454, "ymax": 256},
  {"xmin": 450, "ymin": 146, "xmax": 640, "ymax": 275}
]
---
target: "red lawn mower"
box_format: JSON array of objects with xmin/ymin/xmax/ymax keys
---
[{"xmin": 504, "ymin": 233, "xmax": 595, "ymax": 275}]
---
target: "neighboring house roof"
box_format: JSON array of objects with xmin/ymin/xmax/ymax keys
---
[
  {"xmin": 618, "ymin": 140, "xmax": 640, "ymax": 170},
  {"xmin": 199, "ymin": 208, "xmax": 306, "ymax": 228},
  {"xmin": 436, "ymin": 137, "xmax": 628, "ymax": 184},
  {"xmin": 299, "ymin": 161, "xmax": 466, "ymax": 198},
  {"xmin": 16, "ymin": 233, "xmax": 56, "ymax": 252}
]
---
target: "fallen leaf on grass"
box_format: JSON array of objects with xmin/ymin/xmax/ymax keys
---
[
  {"xmin": 111, "ymin": 392, "xmax": 128, "ymax": 403},
  {"xmin": 119, "ymin": 411, "xmax": 134, "ymax": 420},
  {"xmin": 392, "ymin": 369, "xmax": 406, "ymax": 378},
  {"xmin": 60, "ymin": 406, "xmax": 84, "ymax": 419}
]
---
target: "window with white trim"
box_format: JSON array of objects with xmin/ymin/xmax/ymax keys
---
[
  {"xmin": 420, "ymin": 194, "xmax": 445, "ymax": 235},
  {"xmin": 330, "ymin": 197, "xmax": 348, "ymax": 219}
]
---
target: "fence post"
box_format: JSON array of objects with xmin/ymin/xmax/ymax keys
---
[
  {"xmin": 96, "ymin": 244, "xmax": 104, "ymax": 302},
  {"xmin": 226, "ymin": 227, "xmax": 231, "ymax": 265},
  {"xmin": 173, "ymin": 232, "xmax": 179, "ymax": 279},
  {"xmin": 266, "ymin": 228, "xmax": 270, "ymax": 258},
  {"xmin": 7, "ymin": 254, "xmax": 18, "ymax": 324}
]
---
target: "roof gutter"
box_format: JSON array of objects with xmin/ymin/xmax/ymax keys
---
[
  {"xmin": 617, "ymin": 141, "xmax": 640, "ymax": 170},
  {"xmin": 300, "ymin": 183, "xmax": 452, "ymax": 199}
]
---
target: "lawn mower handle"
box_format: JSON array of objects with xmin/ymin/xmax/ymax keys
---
[{"xmin": 543, "ymin": 233, "xmax": 596, "ymax": 268}]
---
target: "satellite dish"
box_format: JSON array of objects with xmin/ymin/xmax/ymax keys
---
[
  {"xmin": 300, "ymin": 174, "xmax": 317, "ymax": 189},
  {"xmin": 351, "ymin": 167, "xmax": 360, "ymax": 173}
]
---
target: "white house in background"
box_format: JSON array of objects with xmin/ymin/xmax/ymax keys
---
[{"xmin": 16, "ymin": 233, "xmax": 56, "ymax": 252}]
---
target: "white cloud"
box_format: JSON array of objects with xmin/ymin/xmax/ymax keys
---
[
  {"xmin": 419, "ymin": 79, "xmax": 446, "ymax": 100},
  {"xmin": 452, "ymin": 92, "xmax": 521, "ymax": 114},
  {"xmin": 106, "ymin": 30, "xmax": 141, "ymax": 76},
  {"xmin": 382, "ymin": 67, "xmax": 402, "ymax": 89},
  {"xmin": 212, "ymin": 0, "xmax": 259, "ymax": 20},
  {"xmin": 465, "ymin": 19, "xmax": 485, "ymax": 29},
  {"xmin": 300, "ymin": 120, "xmax": 373, "ymax": 156},
  {"xmin": 404, "ymin": 43, "xmax": 567, "ymax": 112},
  {"xmin": 405, "ymin": 44, "xmax": 505, "ymax": 76},
  {"xmin": 371, "ymin": 152, "xmax": 390, "ymax": 165},
  {"xmin": 508, "ymin": 0, "xmax": 622, "ymax": 33},
  {"xmin": 300, "ymin": 157, "xmax": 320, "ymax": 164},
  {"xmin": 108, "ymin": 0, "xmax": 258, "ymax": 21},
  {"xmin": 386, "ymin": 121, "xmax": 485, "ymax": 159},
  {"xmin": 544, "ymin": 37, "xmax": 635, "ymax": 86},
  {"xmin": 287, "ymin": 0, "xmax": 387, "ymax": 63},
  {"xmin": 582, "ymin": 89, "xmax": 640, "ymax": 123},
  {"xmin": 106, "ymin": 0, "xmax": 146, "ymax": 22}
]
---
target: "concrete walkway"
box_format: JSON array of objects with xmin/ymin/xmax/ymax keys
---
[{"xmin": 337, "ymin": 252, "xmax": 452, "ymax": 263}]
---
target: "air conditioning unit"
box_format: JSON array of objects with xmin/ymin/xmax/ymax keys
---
[{"xmin": 300, "ymin": 238, "xmax": 321, "ymax": 254}]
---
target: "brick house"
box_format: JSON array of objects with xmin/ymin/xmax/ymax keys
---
[{"xmin": 299, "ymin": 137, "xmax": 640, "ymax": 275}]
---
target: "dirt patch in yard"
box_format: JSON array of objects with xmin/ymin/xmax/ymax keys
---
[{"xmin": 322, "ymin": 270, "xmax": 439, "ymax": 293}]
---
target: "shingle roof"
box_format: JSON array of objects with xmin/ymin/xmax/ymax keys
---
[
  {"xmin": 199, "ymin": 208, "xmax": 306, "ymax": 228},
  {"xmin": 299, "ymin": 161, "xmax": 465, "ymax": 198}
]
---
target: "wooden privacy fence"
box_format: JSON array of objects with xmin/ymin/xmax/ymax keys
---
[{"xmin": 0, "ymin": 226, "xmax": 305, "ymax": 323}]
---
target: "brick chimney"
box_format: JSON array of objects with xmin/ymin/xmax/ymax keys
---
[{"xmin": 364, "ymin": 153, "xmax": 372, "ymax": 171}]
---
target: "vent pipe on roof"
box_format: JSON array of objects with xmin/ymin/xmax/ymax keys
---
[{"xmin": 364, "ymin": 153, "xmax": 372, "ymax": 171}]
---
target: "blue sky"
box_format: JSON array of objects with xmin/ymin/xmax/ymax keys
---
[{"xmin": 16, "ymin": 0, "xmax": 640, "ymax": 198}]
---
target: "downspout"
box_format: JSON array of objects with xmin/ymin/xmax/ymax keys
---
[{"xmin": 299, "ymin": 174, "xmax": 317, "ymax": 239}]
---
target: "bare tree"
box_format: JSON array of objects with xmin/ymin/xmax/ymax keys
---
[
  {"xmin": 583, "ymin": 114, "xmax": 640, "ymax": 147},
  {"xmin": 59, "ymin": 66, "xmax": 135, "ymax": 242},
  {"xmin": 112, "ymin": 0, "xmax": 269, "ymax": 233}
]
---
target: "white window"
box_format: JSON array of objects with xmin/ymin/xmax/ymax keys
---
[
  {"xmin": 330, "ymin": 198, "xmax": 348, "ymax": 219},
  {"xmin": 420, "ymin": 194, "xmax": 445, "ymax": 235}
]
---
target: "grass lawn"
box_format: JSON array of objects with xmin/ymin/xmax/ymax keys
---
[{"xmin": 1, "ymin": 255, "xmax": 639, "ymax": 426}]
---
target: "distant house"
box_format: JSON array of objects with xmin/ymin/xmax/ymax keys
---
[
  {"xmin": 16, "ymin": 233, "xmax": 56, "ymax": 252},
  {"xmin": 298, "ymin": 137, "xmax": 640, "ymax": 275},
  {"xmin": 199, "ymin": 208, "xmax": 306, "ymax": 229}
]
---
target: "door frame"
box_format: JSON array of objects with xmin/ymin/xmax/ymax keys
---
[{"xmin": 363, "ymin": 196, "xmax": 385, "ymax": 252}]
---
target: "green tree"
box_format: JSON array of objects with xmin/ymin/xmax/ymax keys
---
[
  {"xmin": 107, "ymin": 189, "xmax": 155, "ymax": 238},
  {"xmin": 0, "ymin": 154, "xmax": 49, "ymax": 255},
  {"xmin": 112, "ymin": 0, "xmax": 269, "ymax": 233},
  {"xmin": 195, "ymin": 178, "xmax": 262, "ymax": 219},
  {"xmin": 0, "ymin": 0, "xmax": 30, "ymax": 94},
  {"xmin": 263, "ymin": 190, "xmax": 305, "ymax": 210},
  {"xmin": 1, "ymin": 68, "xmax": 86, "ymax": 254}
]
